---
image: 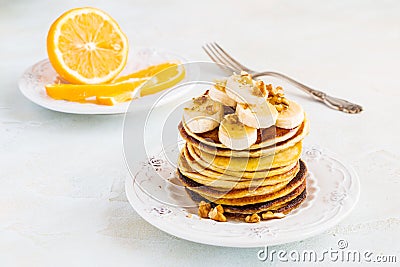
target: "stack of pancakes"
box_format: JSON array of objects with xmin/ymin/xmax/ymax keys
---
[{"xmin": 177, "ymin": 109, "xmax": 309, "ymax": 220}]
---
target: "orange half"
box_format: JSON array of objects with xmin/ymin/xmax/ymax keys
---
[{"xmin": 47, "ymin": 7, "xmax": 129, "ymax": 84}]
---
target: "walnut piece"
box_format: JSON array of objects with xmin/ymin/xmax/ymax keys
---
[
  {"xmin": 254, "ymin": 80, "xmax": 268, "ymax": 97},
  {"xmin": 245, "ymin": 213, "xmax": 261, "ymax": 223},
  {"xmin": 261, "ymin": 211, "xmax": 286, "ymax": 220},
  {"xmin": 214, "ymin": 79, "xmax": 227, "ymax": 92},
  {"xmin": 198, "ymin": 201, "xmax": 211, "ymax": 218},
  {"xmin": 208, "ymin": 205, "xmax": 227, "ymax": 222},
  {"xmin": 267, "ymin": 85, "xmax": 290, "ymax": 112},
  {"xmin": 215, "ymin": 204, "xmax": 224, "ymax": 214},
  {"xmin": 225, "ymin": 113, "xmax": 240, "ymax": 125},
  {"xmin": 193, "ymin": 95, "xmax": 208, "ymax": 105},
  {"xmin": 265, "ymin": 84, "xmax": 274, "ymax": 96},
  {"xmin": 237, "ymin": 71, "xmax": 253, "ymax": 85}
]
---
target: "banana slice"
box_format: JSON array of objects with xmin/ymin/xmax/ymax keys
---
[
  {"xmin": 236, "ymin": 101, "xmax": 278, "ymax": 129},
  {"xmin": 208, "ymin": 80, "xmax": 237, "ymax": 107},
  {"xmin": 275, "ymin": 100, "xmax": 304, "ymax": 129},
  {"xmin": 218, "ymin": 114, "xmax": 257, "ymax": 150},
  {"xmin": 225, "ymin": 72, "xmax": 265, "ymax": 105},
  {"xmin": 183, "ymin": 95, "xmax": 224, "ymax": 133}
]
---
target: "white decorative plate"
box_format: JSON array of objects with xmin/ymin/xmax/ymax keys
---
[
  {"xmin": 125, "ymin": 145, "xmax": 360, "ymax": 248},
  {"xmin": 18, "ymin": 48, "xmax": 191, "ymax": 114}
]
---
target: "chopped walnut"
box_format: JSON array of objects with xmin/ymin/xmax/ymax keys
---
[
  {"xmin": 208, "ymin": 205, "xmax": 227, "ymax": 222},
  {"xmin": 240, "ymin": 71, "xmax": 252, "ymax": 79},
  {"xmin": 225, "ymin": 114, "xmax": 240, "ymax": 125},
  {"xmin": 265, "ymin": 84, "xmax": 274, "ymax": 96},
  {"xmin": 252, "ymin": 85, "xmax": 264, "ymax": 97},
  {"xmin": 267, "ymin": 85, "xmax": 290, "ymax": 112},
  {"xmin": 237, "ymin": 71, "xmax": 253, "ymax": 85},
  {"xmin": 215, "ymin": 204, "xmax": 224, "ymax": 214},
  {"xmin": 274, "ymin": 104, "xmax": 285, "ymax": 112},
  {"xmin": 245, "ymin": 213, "xmax": 261, "ymax": 223},
  {"xmin": 241, "ymin": 103, "xmax": 250, "ymax": 110},
  {"xmin": 261, "ymin": 211, "xmax": 286, "ymax": 220},
  {"xmin": 193, "ymin": 95, "xmax": 208, "ymax": 105},
  {"xmin": 198, "ymin": 201, "xmax": 211, "ymax": 218},
  {"xmin": 281, "ymin": 98, "xmax": 289, "ymax": 106},
  {"xmin": 214, "ymin": 79, "xmax": 227, "ymax": 92},
  {"xmin": 254, "ymin": 80, "xmax": 268, "ymax": 97}
]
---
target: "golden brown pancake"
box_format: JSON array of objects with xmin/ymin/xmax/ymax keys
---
[
  {"xmin": 187, "ymin": 141, "xmax": 302, "ymax": 172},
  {"xmin": 178, "ymin": 168, "xmax": 290, "ymax": 199},
  {"xmin": 223, "ymin": 182, "xmax": 306, "ymax": 214},
  {"xmin": 178, "ymin": 151, "xmax": 300, "ymax": 189},
  {"xmin": 183, "ymin": 145, "xmax": 298, "ymax": 179},
  {"xmin": 179, "ymin": 117, "xmax": 309, "ymax": 158},
  {"xmin": 226, "ymin": 192, "xmax": 307, "ymax": 218},
  {"xmin": 180, "ymin": 119, "xmax": 299, "ymax": 150},
  {"xmin": 186, "ymin": 183, "xmax": 306, "ymax": 216},
  {"xmin": 178, "ymin": 159, "xmax": 307, "ymax": 205}
]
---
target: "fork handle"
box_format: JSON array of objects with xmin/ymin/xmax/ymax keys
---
[{"xmin": 252, "ymin": 71, "xmax": 363, "ymax": 114}]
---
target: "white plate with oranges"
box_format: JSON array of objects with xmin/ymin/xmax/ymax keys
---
[{"xmin": 18, "ymin": 7, "xmax": 191, "ymax": 114}]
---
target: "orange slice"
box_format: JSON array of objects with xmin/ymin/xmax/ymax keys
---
[
  {"xmin": 96, "ymin": 92, "xmax": 134, "ymax": 106},
  {"xmin": 45, "ymin": 79, "xmax": 147, "ymax": 101},
  {"xmin": 47, "ymin": 7, "xmax": 129, "ymax": 84},
  {"xmin": 113, "ymin": 62, "xmax": 178, "ymax": 83},
  {"xmin": 140, "ymin": 64, "xmax": 185, "ymax": 96},
  {"xmin": 94, "ymin": 63, "xmax": 186, "ymax": 105}
]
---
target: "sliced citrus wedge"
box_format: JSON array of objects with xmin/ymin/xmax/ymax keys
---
[
  {"xmin": 95, "ymin": 64, "xmax": 185, "ymax": 105},
  {"xmin": 45, "ymin": 78, "xmax": 147, "ymax": 101},
  {"xmin": 140, "ymin": 64, "xmax": 185, "ymax": 97},
  {"xmin": 96, "ymin": 92, "xmax": 134, "ymax": 106},
  {"xmin": 47, "ymin": 7, "xmax": 129, "ymax": 84},
  {"xmin": 114, "ymin": 62, "xmax": 178, "ymax": 83}
]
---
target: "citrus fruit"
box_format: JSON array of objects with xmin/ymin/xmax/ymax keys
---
[
  {"xmin": 139, "ymin": 64, "xmax": 185, "ymax": 96},
  {"xmin": 113, "ymin": 62, "xmax": 178, "ymax": 83},
  {"xmin": 47, "ymin": 7, "xmax": 129, "ymax": 84},
  {"xmin": 45, "ymin": 78, "xmax": 148, "ymax": 101},
  {"xmin": 96, "ymin": 92, "xmax": 135, "ymax": 106}
]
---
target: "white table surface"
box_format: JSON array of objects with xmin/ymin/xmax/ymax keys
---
[{"xmin": 1, "ymin": 1, "xmax": 399, "ymax": 266}]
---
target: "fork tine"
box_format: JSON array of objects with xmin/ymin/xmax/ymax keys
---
[
  {"xmin": 205, "ymin": 43, "xmax": 239, "ymax": 72},
  {"xmin": 202, "ymin": 44, "xmax": 221, "ymax": 65},
  {"xmin": 202, "ymin": 44, "xmax": 236, "ymax": 74},
  {"xmin": 211, "ymin": 42, "xmax": 251, "ymax": 72}
]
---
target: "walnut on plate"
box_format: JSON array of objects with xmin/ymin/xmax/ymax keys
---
[
  {"xmin": 198, "ymin": 201, "xmax": 211, "ymax": 218},
  {"xmin": 261, "ymin": 211, "xmax": 286, "ymax": 220},
  {"xmin": 245, "ymin": 213, "xmax": 261, "ymax": 223},
  {"xmin": 208, "ymin": 204, "xmax": 227, "ymax": 222}
]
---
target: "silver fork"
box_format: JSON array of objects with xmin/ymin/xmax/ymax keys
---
[{"xmin": 203, "ymin": 42, "xmax": 363, "ymax": 114}]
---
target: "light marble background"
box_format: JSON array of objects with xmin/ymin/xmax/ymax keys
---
[{"xmin": 1, "ymin": 0, "xmax": 399, "ymax": 266}]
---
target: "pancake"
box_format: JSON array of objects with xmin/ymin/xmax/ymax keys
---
[
  {"xmin": 178, "ymin": 151, "xmax": 300, "ymax": 189},
  {"xmin": 178, "ymin": 168, "xmax": 290, "ymax": 198},
  {"xmin": 180, "ymin": 160, "xmax": 307, "ymax": 205},
  {"xmin": 187, "ymin": 141, "xmax": 302, "ymax": 172},
  {"xmin": 224, "ymin": 182, "xmax": 306, "ymax": 214},
  {"xmin": 180, "ymin": 117, "xmax": 299, "ymax": 150},
  {"xmin": 183, "ymin": 145, "xmax": 298, "ymax": 179},
  {"xmin": 179, "ymin": 117, "xmax": 309, "ymax": 158},
  {"xmin": 186, "ymin": 182, "xmax": 306, "ymax": 215}
]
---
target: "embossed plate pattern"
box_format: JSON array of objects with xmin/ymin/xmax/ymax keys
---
[{"xmin": 125, "ymin": 146, "xmax": 360, "ymax": 247}]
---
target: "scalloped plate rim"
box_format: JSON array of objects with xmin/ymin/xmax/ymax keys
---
[{"xmin": 125, "ymin": 146, "xmax": 360, "ymax": 248}]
